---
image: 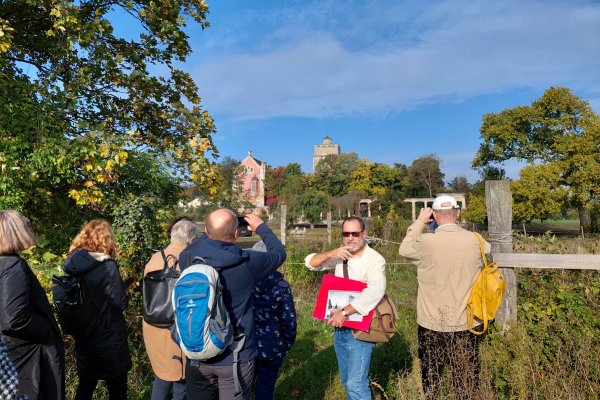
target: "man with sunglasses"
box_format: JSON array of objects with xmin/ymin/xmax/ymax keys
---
[{"xmin": 304, "ymin": 216, "xmax": 386, "ymax": 400}]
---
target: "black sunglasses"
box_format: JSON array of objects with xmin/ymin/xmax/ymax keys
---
[{"xmin": 342, "ymin": 230, "xmax": 364, "ymax": 238}]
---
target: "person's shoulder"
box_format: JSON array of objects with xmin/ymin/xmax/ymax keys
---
[
  {"xmin": 276, "ymin": 278, "xmax": 291, "ymax": 289},
  {"xmin": 0, "ymin": 255, "xmax": 27, "ymax": 272},
  {"xmin": 365, "ymin": 246, "xmax": 386, "ymax": 264},
  {"xmin": 144, "ymin": 251, "xmax": 164, "ymax": 274}
]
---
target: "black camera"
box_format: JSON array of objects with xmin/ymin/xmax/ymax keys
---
[{"xmin": 237, "ymin": 216, "xmax": 252, "ymax": 237}]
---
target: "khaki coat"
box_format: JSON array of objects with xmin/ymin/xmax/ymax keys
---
[
  {"xmin": 399, "ymin": 221, "xmax": 492, "ymax": 332},
  {"xmin": 142, "ymin": 241, "xmax": 188, "ymax": 381}
]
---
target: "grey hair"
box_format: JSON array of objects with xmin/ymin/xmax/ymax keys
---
[
  {"xmin": 0, "ymin": 210, "xmax": 37, "ymax": 255},
  {"xmin": 170, "ymin": 220, "xmax": 199, "ymax": 243}
]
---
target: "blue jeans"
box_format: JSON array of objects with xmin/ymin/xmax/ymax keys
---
[
  {"xmin": 334, "ymin": 327, "xmax": 376, "ymax": 400},
  {"xmin": 254, "ymin": 358, "xmax": 283, "ymax": 400},
  {"xmin": 151, "ymin": 376, "xmax": 186, "ymax": 400}
]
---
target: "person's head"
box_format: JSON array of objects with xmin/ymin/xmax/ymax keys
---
[
  {"xmin": 341, "ymin": 216, "xmax": 366, "ymax": 252},
  {"xmin": 0, "ymin": 210, "xmax": 37, "ymax": 255},
  {"xmin": 171, "ymin": 220, "xmax": 199, "ymax": 244},
  {"xmin": 166, "ymin": 215, "xmax": 193, "ymax": 239},
  {"xmin": 432, "ymin": 195, "xmax": 461, "ymax": 226},
  {"xmin": 69, "ymin": 220, "xmax": 117, "ymax": 258},
  {"xmin": 205, "ymin": 209, "xmax": 238, "ymax": 243}
]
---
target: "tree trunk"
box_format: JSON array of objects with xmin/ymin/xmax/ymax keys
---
[{"xmin": 579, "ymin": 207, "xmax": 591, "ymax": 233}]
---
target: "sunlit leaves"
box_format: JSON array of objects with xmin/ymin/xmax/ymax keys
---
[{"xmin": 471, "ymin": 87, "xmax": 600, "ymax": 226}]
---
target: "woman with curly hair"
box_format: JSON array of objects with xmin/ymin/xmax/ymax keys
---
[
  {"xmin": 0, "ymin": 210, "xmax": 65, "ymax": 400},
  {"xmin": 62, "ymin": 220, "xmax": 131, "ymax": 400}
]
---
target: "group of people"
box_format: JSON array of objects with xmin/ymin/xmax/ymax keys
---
[
  {"xmin": 0, "ymin": 193, "xmax": 490, "ymax": 400},
  {"xmin": 142, "ymin": 211, "xmax": 296, "ymax": 400}
]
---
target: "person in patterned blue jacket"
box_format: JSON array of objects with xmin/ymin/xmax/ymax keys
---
[{"xmin": 251, "ymin": 242, "xmax": 297, "ymax": 400}]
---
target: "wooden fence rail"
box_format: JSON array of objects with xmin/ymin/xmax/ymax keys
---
[{"xmin": 486, "ymin": 180, "xmax": 600, "ymax": 330}]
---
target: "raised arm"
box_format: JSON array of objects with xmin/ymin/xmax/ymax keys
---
[
  {"xmin": 304, "ymin": 246, "xmax": 354, "ymax": 271},
  {"xmin": 399, "ymin": 209, "xmax": 432, "ymax": 267},
  {"xmin": 245, "ymin": 215, "xmax": 287, "ymax": 284}
]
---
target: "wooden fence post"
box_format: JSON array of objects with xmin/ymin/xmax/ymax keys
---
[
  {"xmin": 281, "ymin": 204, "xmax": 286, "ymax": 246},
  {"xmin": 485, "ymin": 180, "xmax": 517, "ymax": 330},
  {"xmin": 327, "ymin": 211, "xmax": 332, "ymax": 245}
]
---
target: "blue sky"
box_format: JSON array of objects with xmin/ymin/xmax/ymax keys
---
[{"xmin": 147, "ymin": 0, "xmax": 600, "ymax": 181}]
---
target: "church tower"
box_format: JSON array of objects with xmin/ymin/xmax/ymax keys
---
[{"xmin": 313, "ymin": 136, "xmax": 340, "ymax": 172}]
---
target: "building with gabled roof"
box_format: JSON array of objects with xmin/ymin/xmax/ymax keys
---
[{"xmin": 240, "ymin": 150, "xmax": 271, "ymax": 208}]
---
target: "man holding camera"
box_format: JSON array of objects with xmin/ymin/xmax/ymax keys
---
[
  {"xmin": 179, "ymin": 209, "xmax": 287, "ymax": 400},
  {"xmin": 399, "ymin": 195, "xmax": 491, "ymax": 399},
  {"xmin": 304, "ymin": 217, "xmax": 386, "ymax": 400}
]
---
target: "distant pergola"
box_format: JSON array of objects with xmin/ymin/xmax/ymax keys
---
[{"xmin": 404, "ymin": 193, "xmax": 467, "ymax": 220}]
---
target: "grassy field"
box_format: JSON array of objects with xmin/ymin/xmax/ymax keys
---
[{"xmin": 526, "ymin": 219, "xmax": 580, "ymax": 228}]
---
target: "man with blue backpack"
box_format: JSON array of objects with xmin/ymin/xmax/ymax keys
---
[{"xmin": 177, "ymin": 209, "xmax": 286, "ymax": 400}]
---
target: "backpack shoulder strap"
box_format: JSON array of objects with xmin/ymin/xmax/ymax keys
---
[
  {"xmin": 160, "ymin": 249, "xmax": 178, "ymax": 270},
  {"xmin": 343, "ymin": 260, "xmax": 349, "ymax": 279},
  {"xmin": 471, "ymin": 233, "xmax": 490, "ymax": 335}
]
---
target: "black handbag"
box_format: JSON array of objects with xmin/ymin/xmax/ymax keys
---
[{"xmin": 142, "ymin": 250, "xmax": 181, "ymax": 328}]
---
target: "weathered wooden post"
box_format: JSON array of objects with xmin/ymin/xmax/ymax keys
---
[
  {"xmin": 485, "ymin": 180, "xmax": 517, "ymax": 330},
  {"xmin": 281, "ymin": 204, "xmax": 287, "ymax": 246},
  {"xmin": 327, "ymin": 211, "xmax": 332, "ymax": 245}
]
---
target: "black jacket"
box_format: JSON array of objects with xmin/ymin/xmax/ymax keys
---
[
  {"xmin": 253, "ymin": 271, "xmax": 297, "ymax": 360},
  {"xmin": 62, "ymin": 249, "xmax": 132, "ymax": 379},
  {"xmin": 179, "ymin": 223, "xmax": 287, "ymax": 366},
  {"xmin": 0, "ymin": 255, "xmax": 65, "ymax": 400}
]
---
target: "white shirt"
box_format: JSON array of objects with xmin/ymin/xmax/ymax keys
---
[{"xmin": 305, "ymin": 245, "xmax": 387, "ymax": 316}]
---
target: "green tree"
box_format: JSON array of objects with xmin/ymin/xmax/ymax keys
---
[
  {"xmin": 407, "ymin": 154, "xmax": 445, "ymax": 197},
  {"xmin": 0, "ymin": 0, "xmax": 218, "ymax": 246},
  {"xmin": 472, "ymin": 87, "xmax": 600, "ymax": 232},
  {"xmin": 280, "ymin": 175, "xmax": 304, "ymax": 226},
  {"xmin": 348, "ymin": 159, "xmax": 406, "ymax": 198},
  {"xmin": 312, "ymin": 152, "xmax": 359, "ymax": 197},
  {"xmin": 302, "ymin": 191, "xmax": 328, "ymax": 224},
  {"xmin": 216, "ymin": 156, "xmax": 247, "ymax": 210},
  {"xmin": 447, "ymin": 174, "xmax": 473, "ymax": 193}
]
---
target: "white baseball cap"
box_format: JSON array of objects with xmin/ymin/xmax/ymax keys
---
[{"xmin": 432, "ymin": 195, "xmax": 460, "ymax": 210}]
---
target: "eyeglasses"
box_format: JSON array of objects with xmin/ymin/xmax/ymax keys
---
[{"xmin": 342, "ymin": 230, "xmax": 364, "ymax": 238}]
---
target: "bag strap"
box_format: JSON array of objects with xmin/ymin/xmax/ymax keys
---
[
  {"xmin": 470, "ymin": 233, "xmax": 497, "ymax": 336},
  {"xmin": 160, "ymin": 250, "xmax": 178, "ymax": 271},
  {"xmin": 343, "ymin": 260, "xmax": 349, "ymax": 279}
]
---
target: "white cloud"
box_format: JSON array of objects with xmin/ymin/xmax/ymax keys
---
[{"xmin": 192, "ymin": 0, "xmax": 600, "ymax": 121}]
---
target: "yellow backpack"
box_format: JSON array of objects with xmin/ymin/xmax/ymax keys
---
[{"xmin": 466, "ymin": 233, "xmax": 505, "ymax": 335}]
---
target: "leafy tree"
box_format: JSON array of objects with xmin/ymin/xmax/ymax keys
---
[
  {"xmin": 0, "ymin": 0, "xmax": 218, "ymax": 246},
  {"xmin": 280, "ymin": 175, "xmax": 304, "ymax": 225},
  {"xmin": 264, "ymin": 166, "xmax": 285, "ymax": 209},
  {"xmin": 302, "ymin": 191, "xmax": 329, "ymax": 224},
  {"xmin": 348, "ymin": 159, "xmax": 406, "ymax": 198},
  {"xmin": 407, "ymin": 154, "xmax": 445, "ymax": 197},
  {"xmin": 472, "ymin": 87, "xmax": 600, "ymax": 232},
  {"xmin": 312, "ymin": 152, "xmax": 359, "ymax": 197},
  {"xmin": 447, "ymin": 174, "xmax": 473, "ymax": 193},
  {"xmin": 283, "ymin": 163, "xmax": 303, "ymax": 179},
  {"xmin": 216, "ymin": 156, "xmax": 247, "ymax": 210}
]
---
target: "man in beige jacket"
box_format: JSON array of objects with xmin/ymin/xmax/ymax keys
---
[
  {"xmin": 143, "ymin": 219, "xmax": 198, "ymax": 400},
  {"xmin": 399, "ymin": 195, "xmax": 491, "ymax": 400}
]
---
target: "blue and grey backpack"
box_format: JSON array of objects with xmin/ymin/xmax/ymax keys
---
[{"xmin": 171, "ymin": 253, "xmax": 248, "ymax": 394}]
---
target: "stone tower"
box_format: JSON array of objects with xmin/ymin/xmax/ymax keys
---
[{"xmin": 313, "ymin": 136, "xmax": 340, "ymax": 172}]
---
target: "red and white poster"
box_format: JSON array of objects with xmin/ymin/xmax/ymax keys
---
[{"xmin": 313, "ymin": 274, "xmax": 374, "ymax": 332}]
